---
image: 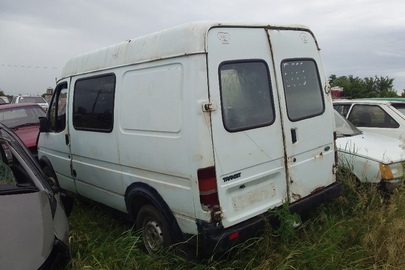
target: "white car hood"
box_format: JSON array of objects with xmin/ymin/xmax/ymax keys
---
[{"xmin": 337, "ymin": 131, "xmax": 405, "ymax": 164}]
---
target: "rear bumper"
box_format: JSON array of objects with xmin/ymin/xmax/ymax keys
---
[{"xmin": 197, "ymin": 182, "xmax": 342, "ymax": 253}]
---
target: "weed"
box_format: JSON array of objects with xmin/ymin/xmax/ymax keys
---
[{"xmin": 65, "ymin": 170, "xmax": 405, "ymax": 269}]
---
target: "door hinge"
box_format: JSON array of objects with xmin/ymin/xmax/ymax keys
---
[{"xmin": 202, "ymin": 101, "xmax": 217, "ymax": 112}]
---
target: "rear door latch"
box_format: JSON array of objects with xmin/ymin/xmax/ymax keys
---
[{"xmin": 202, "ymin": 101, "xmax": 217, "ymax": 112}]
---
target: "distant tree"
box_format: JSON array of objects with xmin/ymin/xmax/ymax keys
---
[{"xmin": 329, "ymin": 74, "xmax": 397, "ymax": 98}]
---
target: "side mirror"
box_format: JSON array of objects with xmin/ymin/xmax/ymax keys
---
[{"xmin": 39, "ymin": 117, "xmax": 50, "ymax": 132}]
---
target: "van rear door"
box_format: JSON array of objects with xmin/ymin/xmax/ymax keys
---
[
  {"xmin": 207, "ymin": 26, "xmax": 335, "ymax": 228},
  {"xmin": 267, "ymin": 28, "xmax": 336, "ymax": 202}
]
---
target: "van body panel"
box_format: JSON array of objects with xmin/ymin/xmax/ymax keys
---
[{"xmin": 38, "ymin": 22, "xmax": 339, "ymax": 252}]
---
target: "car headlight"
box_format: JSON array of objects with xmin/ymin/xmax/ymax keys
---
[{"xmin": 379, "ymin": 162, "xmax": 405, "ymax": 180}]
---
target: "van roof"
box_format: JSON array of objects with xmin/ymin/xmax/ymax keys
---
[{"xmin": 60, "ymin": 21, "xmax": 311, "ymax": 79}]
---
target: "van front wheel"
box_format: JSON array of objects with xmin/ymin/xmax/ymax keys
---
[
  {"xmin": 136, "ymin": 205, "xmax": 172, "ymax": 253},
  {"xmin": 43, "ymin": 165, "xmax": 59, "ymax": 188}
]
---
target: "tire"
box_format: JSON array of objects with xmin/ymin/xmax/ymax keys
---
[
  {"xmin": 43, "ymin": 165, "xmax": 59, "ymax": 188},
  {"xmin": 136, "ymin": 205, "xmax": 172, "ymax": 253},
  {"xmin": 43, "ymin": 165, "xmax": 74, "ymax": 216}
]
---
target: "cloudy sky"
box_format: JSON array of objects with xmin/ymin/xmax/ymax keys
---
[{"xmin": 1, "ymin": 0, "xmax": 404, "ymax": 96}]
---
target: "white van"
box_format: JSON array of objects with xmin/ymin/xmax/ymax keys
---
[{"xmin": 38, "ymin": 22, "xmax": 341, "ymax": 253}]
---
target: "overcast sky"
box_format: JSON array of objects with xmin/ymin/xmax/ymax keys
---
[{"xmin": 1, "ymin": 0, "xmax": 404, "ymax": 96}]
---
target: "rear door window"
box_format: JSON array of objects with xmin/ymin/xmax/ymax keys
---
[
  {"xmin": 348, "ymin": 105, "xmax": 399, "ymax": 128},
  {"xmin": 281, "ymin": 59, "xmax": 324, "ymax": 121},
  {"xmin": 219, "ymin": 60, "xmax": 275, "ymax": 132}
]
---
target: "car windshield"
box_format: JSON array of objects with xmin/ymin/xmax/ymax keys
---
[
  {"xmin": 334, "ymin": 110, "xmax": 362, "ymax": 137},
  {"xmin": 0, "ymin": 106, "xmax": 45, "ymax": 129},
  {"xmin": 391, "ymin": 103, "xmax": 405, "ymax": 116}
]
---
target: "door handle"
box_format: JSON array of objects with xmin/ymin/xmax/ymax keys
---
[
  {"xmin": 291, "ymin": 128, "xmax": 297, "ymax": 143},
  {"xmin": 65, "ymin": 134, "xmax": 70, "ymax": 145}
]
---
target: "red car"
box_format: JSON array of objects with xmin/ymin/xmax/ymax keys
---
[{"xmin": 0, "ymin": 103, "xmax": 45, "ymax": 156}]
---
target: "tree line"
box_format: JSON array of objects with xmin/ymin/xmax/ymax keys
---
[{"xmin": 329, "ymin": 74, "xmax": 403, "ymax": 98}]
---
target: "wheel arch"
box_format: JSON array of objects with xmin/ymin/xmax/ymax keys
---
[
  {"xmin": 125, "ymin": 182, "xmax": 185, "ymax": 242},
  {"xmin": 38, "ymin": 156, "xmax": 58, "ymax": 180},
  {"xmin": 39, "ymin": 156, "xmax": 55, "ymax": 172}
]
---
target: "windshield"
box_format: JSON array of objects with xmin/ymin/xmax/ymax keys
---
[
  {"xmin": 334, "ymin": 110, "xmax": 362, "ymax": 137},
  {"xmin": 391, "ymin": 103, "xmax": 405, "ymax": 116},
  {"xmin": 0, "ymin": 106, "xmax": 45, "ymax": 129}
]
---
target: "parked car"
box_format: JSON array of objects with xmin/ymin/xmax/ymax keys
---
[
  {"xmin": 333, "ymin": 99, "xmax": 405, "ymax": 140},
  {"xmin": 11, "ymin": 95, "xmax": 49, "ymax": 111},
  {"xmin": 0, "ymin": 103, "xmax": 46, "ymax": 157},
  {"xmin": 0, "ymin": 96, "xmax": 9, "ymax": 103},
  {"xmin": 0, "ymin": 122, "xmax": 70, "ymax": 269},
  {"xmin": 334, "ymin": 110, "xmax": 405, "ymax": 191}
]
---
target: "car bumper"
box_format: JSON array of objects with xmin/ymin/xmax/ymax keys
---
[
  {"xmin": 39, "ymin": 238, "xmax": 70, "ymax": 270},
  {"xmin": 196, "ymin": 182, "xmax": 342, "ymax": 254}
]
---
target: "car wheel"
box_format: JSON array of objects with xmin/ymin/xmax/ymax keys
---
[
  {"xmin": 43, "ymin": 165, "xmax": 59, "ymax": 188},
  {"xmin": 136, "ymin": 205, "xmax": 172, "ymax": 253},
  {"xmin": 43, "ymin": 165, "xmax": 74, "ymax": 216}
]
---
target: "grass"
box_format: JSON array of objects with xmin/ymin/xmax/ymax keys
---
[{"xmin": 64, "ymin": 169, "xmax": 405, "ymax": 269}]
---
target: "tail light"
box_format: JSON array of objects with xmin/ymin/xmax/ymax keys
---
[{"xmin": 197, "ymin": 166, "xmax": 219, "ymax": 209}]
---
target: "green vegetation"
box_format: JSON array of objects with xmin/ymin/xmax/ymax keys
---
[
  {"xmin": 329, "ymin": 74, "xmax": 399, "ymax": 98},
  {"xmin": 66, "ymin": 170, "xmax": 405, "ymax": 269}
]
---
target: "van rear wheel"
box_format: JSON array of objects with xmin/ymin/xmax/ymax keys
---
[{"xmin": 136, "ymin": 205, "xmax": 172, "ymax": 253}]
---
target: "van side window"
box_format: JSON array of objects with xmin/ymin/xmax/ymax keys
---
[
  {"xmin": 73, "ymin": 74, "xmax": 116, "ymax": 132},
  {"xmin": 49, "ymin": 83, "xmax": 68, "ymax": 132},
  {"xmin": 219, "ymin": 60, "xmax": 274, "ymax": 132},
  {"xmin": 348, "ymin": 105, "xmax": 399, "ymax": 128},
  {"xmin": 281, "ymin": 59, "xmax": 324, "ymax": 121}
]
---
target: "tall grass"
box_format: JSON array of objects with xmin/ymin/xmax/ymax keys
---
[{"xmin": 65, "ymin": 170, "xmax": 405, "ymax": 269}]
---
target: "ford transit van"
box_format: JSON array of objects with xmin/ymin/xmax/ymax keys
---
[{"xmin": 38, "ymin": 22, "xmax": 341, "ymax": 253}]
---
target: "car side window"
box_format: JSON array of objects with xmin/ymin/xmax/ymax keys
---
[
  {"xmin": 49, "ymin": 83, "xmax": 68, "ymax": 133},
  {"xmin": 333, "ymin": 104, "xmax": 351, "ymax": 117},
  {"xmin": 73, "ymin": 74, "xmax": 115, "ymax": 132},
  {"xmin": 348, "ymin": 105, "xmax": 399, "ymax": 128}
]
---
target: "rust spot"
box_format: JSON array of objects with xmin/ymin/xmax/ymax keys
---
[
  {"xmin": 314, "ymin": 152, "xmax": 324, "ymax": 159},
  {"xmin": 210, "ymin": 205, "xmax": 222, "ymax": 222},
  {"xmin": 311, "ymin": 186, "xmax": 325, "ymax": 194},
  {"xmin": 292, "ymin": 192, "xmax": 301, "ymax": 200}
]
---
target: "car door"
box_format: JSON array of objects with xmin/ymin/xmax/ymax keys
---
[
  {"xmin": 38, "ymin": 81, "xmax": 75, "ymax": 192},
  {"xmin": 0, "ymin": 188, "xmax": 56, "ymax": 269}
]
